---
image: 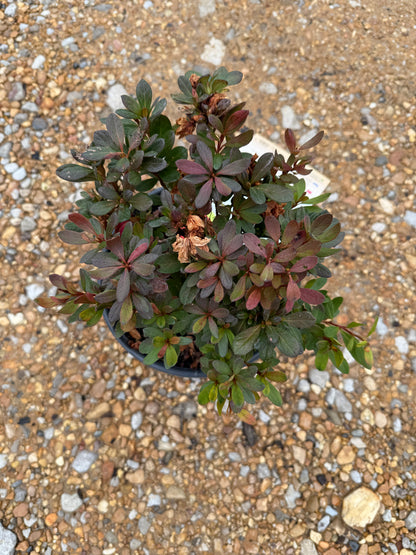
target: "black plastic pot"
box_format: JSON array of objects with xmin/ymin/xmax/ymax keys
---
[{"xmin": 103, "ymin": 308, "xmax": 206, "ymax": 379}]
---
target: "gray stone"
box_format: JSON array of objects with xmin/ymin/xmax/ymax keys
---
[
  {"xmin": 285, "ymin": 484, "xmax": 301, "ymax": 508},
  {"xmin": 8, "ymin": 82, "xmax": 25, "ymax": 101},
  {"xmin": 32, "ymin": 118, "xmax": 48, "ymax": 131},
  {"xmin": 395, "ymin": 336, "xmax": 409, "ymax": 354},
  {"xmin": 61, "ymin": 37, "xmax": 75, "ymax": 47},
  {"xmin": 147, "ymin": 494, "xmax": 161, "ymax": 507},
  {"xmin": 22, "ymin": 101, "xmax": 39, "ymax": 112},
  {"xmin": 199, "ymin": 0, "xmax": 215, "ymax": 17},
  {"xmin": 257, "ymin": 463, "xmax": 271, "ymax": 479},
  {"xmin": 0, "ymin": 142, "xmax": 13, "ymax": 157},
  {"xmin": 317, "ymin": 514, "xmax": 331, "ymax": 531},
  {"xmin": 106, "ymin": 84, "xmax": 128, "ymax": 111},
  {"xmin": 131, "ymin": 411, "xmax": 143, "ymax": 430},
  {"xmin": 201, "ymin": 38, "xmax": 225, "ymax": 66},
  {"xmin": 300, "ymin": 539, "xmax": 318, "ymax": 555},
  {"xmin": 31, "ymin": 55, "xmax": 45, "ymax": 69},
  {"xmin": 21, "ymin": 217, "xmax": 36, "ymax": 233},
  {"xmin": 326, "ymin": 388, "xmax": 352, "ymax": 413},
  {"xmin": 228, "ymin": 452, "xmax": 241, "ymax": 462},
  {"xmin": 138, "ymin": 515, "xmax": 151, "ymax": 534},
  {"xmin": 25, "ymin": 283, "xmax": 45, "ymax": 301},
  {"xmin": 281, "ymin": 105, "xmax": 300, "ymax": 130},
  {"xmin": 4, "ymin": 3, "xmax": 17, "ymax": 17},
  {"xmin": 297, "ymin": 379, "xmax": 310, "ymax": 393},
  {"xmin": 67, "ymin": 91, "xmax": 83, "ymax": 103},
  {"xmin": 300, "ymin": 469, "xmax": 309, "ymax": 483},
  {"xmin": 130, "ymin": 538, "xmax": 142, "ymax": 550},
  {"xmin": 371, "ymin": 222, "xmax": 386, "ymax": 233},
  {"xmin": 274, "ymin": 509, "xmax": 290, "ymax": 522},
  {"xmin": 376, "ymin": 316, "xmax": 388, "ymax": 336},
  {"xmin": 375, "ymin": 155, "xmax": 388, "ymax": 166},
  {"xmin": 308, "ymin": 368, "xmax": 329, "ymax": 388},
  {"xmin": 350, "ymin": 470, "xmax": 362, "ymax": 483},
  {"xmin": 404, "ymin": 210, "xmax": 416, "ymax": 229},
  {"xmin": 12, "ymin": 167, "xmax": 27, "ymax": 181},
  {"xmin": 0, "ymin": 522, "xmax": 17, "ymax": 555},
  {"xmin": 259, "ymin": 82, "xmax": 277, "ymax": 95},
  {"xmin": 5, "ymin": 162, "xmax": 18, "ymax": 174},
  {"xmin": 72, "ymin": 450, "xmax": 98, "ymax": 473},
  {"xmin": 61, "ymin": 492, "xmax": 83, "ymax": 512},
  {"xmin": 0, "ymin": 455, "xmax": 7, "ymax": 469},
  {"xmin": 172, "ymin": 400, "xmax": 197, "ymax": 420}
]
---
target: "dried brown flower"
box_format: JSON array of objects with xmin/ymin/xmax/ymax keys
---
[
  {"xmin": 264, "ymin": 200, "xmax": 286, "ymax": 218},
  {"xmin": 172, "ymin": 234, "xmax": 211, "ymax": 263},
  {"xmin": 175, "ymin": 117, "xmax": 196, "ymax": 139}
]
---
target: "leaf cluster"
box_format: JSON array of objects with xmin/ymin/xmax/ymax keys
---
[{"xmin": 37, "ymin": 68, "xmax": 375, "ymax": 420}]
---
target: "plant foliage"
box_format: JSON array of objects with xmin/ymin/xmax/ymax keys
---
[{"xmin": 37, "ymin": 68, "xmax": 375, "ymax": 420}]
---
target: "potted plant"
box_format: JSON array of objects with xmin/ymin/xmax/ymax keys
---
[{"xmin": 36, "ymin": 67, "xmax": 375, "ymax": 420}]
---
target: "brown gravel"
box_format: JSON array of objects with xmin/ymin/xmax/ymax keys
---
[{"xmin": 1, "ymin": 0, "xmax": 416, "ymax": 553}]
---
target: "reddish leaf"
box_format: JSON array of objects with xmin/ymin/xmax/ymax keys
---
[
  {"xmin": 286, "ymin": 277, "xmax": 301, "ymax": 302},
  {"xmin": 217, "ymin": 157, "xmax": 251, "ymax": 176},
  {"xmin": 116, "ymin": 269, "xmax": 130, "ymax": 302},
  {"xmin": 130, "ymin": 261, "xmax": 154, "ymax": 277},
  {"xmin": 299, "ymin": 288, "xmax": 325, "ymax": 305},
  {"xmin": 291, "ymin": 256, "xmax": 318, "ymax": 273},
  {"xmin": 299, "ymin": 130, "xmax": 324, "ymax": 150},
  {"xmin": 230, "ymin": 275, "xmax": 246, "ymax": 302},
  {"xmin": 58, "ymin": 230, "xmax": 88, "ymax": 245},
  {"xmin": 243, "ymin": 233, "xmax": 266, "ymax": 256},
  {"xmin": 197, "ymin": 276, "xmax": 217, "ymax": 289},
  {"xmin": 274, "ymin": 247, "xmax": 296, "ymax": 263},
  {"xmin": 270, "ymin": 262, "xmax": 286, "ymax": 273},
  {"xmin": 200, "ymin": 261, "xmax": 221, "ymax": 279},
  {"xmin": 265, "ymin": 216, "xmax": 281, "ymax": 243},
  {"xmin": 195, "ymin": 179, "xmax": 213, "ymax": 208},
  {"xmin": 184, "ymin": 261, "xmax": 207, "ymax": 273},
  {"xmin": 281, "ymin": 221, "xmax": 300, "ymax": 245},
  {"xmin": 196, "ymin": 141, "xmax": 213, "ymax": 172},
  {"xmin": 68, "ymin": 213, "xmax": 96, "ymax": 233},
  {"xmin": 176, "ymin": 159, "xmax": 209, "ymax": 175},
  {"xmin": 284, "ymin": 129, "xmax": 297, "ymax": 154},
  {"xmin": 246, "ymin": 288, "xmax": 261, "ymax": 310},
  {"xmin": 127, "ymin": 240, "xmax": 149, "ymax": 263},
  {"xmin": 222, "ymin": 234, "xmax": 243, "ymax": 256},
  {"xmin": 224, "ymin": 109, "xmax": 249, "ymax": 134},
  {"xmin": 214, "ymin": 280, "xmax": 224, "ymax": 302},
  {"xmin": 106, "ymin": 237, "xmax": 125, "ymax": 261},
  {"xmin": 214, "ymin": 176, "xmax": 232, "ymax": 196}
]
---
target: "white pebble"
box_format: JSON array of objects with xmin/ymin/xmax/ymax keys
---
[
  {"xmin": 201, "ymin": 38, "xmax": 226, "ymax": 66},
  {"xmin": 32, "ymin": 55, "xmax": 46, "ymax": 70},
  {"xmin": 395, "ymin": 336, "xmax": 409, "ymax": 354},
  {"xmin": 371, "ymin": 222, "xmax": 386, "ymax": 233},
  {"xmin": 404, "ymin": 210, "xmax": 416, "ymax": 229},
  {"xmin": 8, "ymin": 313, "xmax": 25, "ymax": 326},
  {"xmin": 25, "ymin": 283, "xmax": 45, "ymax": 301},
  {"xmin": 259, "ymin": 82, "xmax": 277, "ymax": 95}
]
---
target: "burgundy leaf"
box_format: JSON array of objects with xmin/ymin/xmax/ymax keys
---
[
  {"xmin": 127, "ymin": 239, "xmax": 149, "ymax": 263},
  {"xmin": 214, "ymin": 280, "xmax": 224, "ymax": 302},
  {"xmin": 281, "ymin": 220, "xmax": 300, "ymax": 245},
  {"xmin": 275, "ymin": 247, "xmax": 296, "ymax": 263},
  {"xmin": 197, "ymin": 276, "xmax": 217, "ymax": 289},
  {"xmin": 208, "ymin": 316, "xmax": 219, "ymax": 338},
  {"xmin": 106, "ymin": 237, "xmax": 125, "ymax": 261},
  {"xmin": 224, "ymin": 110, "xmax": 249, "ymax": 134},
  {"xmin": 176, "ymin": 159, "xmax": 209, "ymax": 176},
  {"xmin": 299, "ymin": 288, "xmax": 325, "ymax": 305},
  {"xmin": 265, "ymin": 216, "xmax": 281, "ymax": 243},
  {"xmin": 217, "ymin": 157, "xmax": 251, "ymax": 176},
  {"xmin": 196, "ymin": 141, "xmax": 213, "ymax": 172},
  {"xmin": 223, "ymin": 234, "xmax": 244, "ymax": 256},
  {"xmin": 243, "ymin": 233, "xmax": 266, "ymax": 257},
  {"xmin": 152, "ymin": 278, "xmax": 168, "ymax": 293},
  {"xmin": 49, "ymin": 274, "xmax": 68, "ymax": 290},
  {"xmin": 291, "ymin": 256, "xmax": 318, "ymax": 273},
  {"xmin": 219, "ymin": 266, "xmax": 233, "ymax": 289},
  {"xmin": 200, "ymin": 261, "xmax": 221, "ymax": 279},
  {"xmin": 284, "ymin": 129, "xmax": 297, "ymax": 154},
  {"xmin": 211, "ymin": 308, "xmax": 229, "ymax": 319},
  {"xmin": 286, "ymin": 277, "xmax": 301, "ymax": 302},
  {"xmin": 68, "ymin": 213, "xmax": 96, "ymax": 234},
  {"xmin": 270, "ymin": 262, "xmax": 286, "ymax": 273},
  {"xmin": 195, "ymin": 179, "xmax": 213, "ymax": 208},
  {"xmin": 299, "ymin": 130, "xmax": 324, "ymax": 151},
  {"xmin": 246, "ymin": 288, "xmax": 261, "ymax": 310},
  {"xmin": 116, "ymin": 269, "xmax": 130, "ymax": 303},
  {"xmin": 214, "ymin": 176, "xmax": 232, "ymax": 196}
]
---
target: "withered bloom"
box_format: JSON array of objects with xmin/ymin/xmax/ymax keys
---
[
  {"xmin": 264, "ymin": 200, "xmax": 286, "ymax": 219},
  {"xmin": 175, "ymin": 117, "xmax": 196, "ymax": 139},
  {"xmin": 172, "ymin": 214, "xmax": 211, "ymax": 263},
  {"xmin": 172, "ymin": 235, "xmax": 211, "ymax": 263}
]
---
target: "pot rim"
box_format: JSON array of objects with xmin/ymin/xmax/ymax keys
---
[{"xmin": 103, "ymin": 308, "xmax": 207, "ymax": 379}]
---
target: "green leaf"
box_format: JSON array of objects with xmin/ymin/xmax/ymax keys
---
[
  {"xmin": 198, "ymin": 382, "xmax": 215, "ymax": 405},
  {"xmin": 165, "ymin": 345, "xmax": 178, "ymax": 368},
  {"xmin": 263, "ymin": 383, "xmax": 282, "ymax": 406},
  {"xmin": 130, "ymin": 193, "xmax": 153, "ymax": 212},
  {"xmin": 284, "ymin": 312, "xmax": 316, "ymax": 329},
  {"xmin": 258, "ymin": 183, "xmax": 294, "ymax": 202},
  {"xmin": 192, "ymin": 316, "xmax": 207, "ymax": 334},
  {"xmin": 231, "ymin": 384, "xmax": 244, "ymax": 407},
  {"xmin": 143, "ymin": 346, "xmax": 162, "ymax": 366},
  {"xmin": 120, "ymin": 296, "xmax": 133, "ymax": 327},
  {"xmin": 367, "ymin": 316, "xmax": 378, "ymax": 338},
  {"xmin": 157, "ymin": 253, "xmax": 182, "ymax": 274},
  {"xmin": 136, "ymin": 79, "xmax": 152, "ymax": 108},
  {"xmin": 275, "ymin": 324, "xmax": 304, "ymax": 357},
  {"xmin": 232, "ymin": 325, "xmax": 261, "ymax": 355},
  {"xmin": 56, "ymin": 164, "xmax": 95, "ymax": 183},
  {"xmin": 89, "ymin": 200, "xmax": 117, "ymax": 216}
]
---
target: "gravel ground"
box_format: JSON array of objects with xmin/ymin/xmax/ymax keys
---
[{"xmin": 1, "ymin": 0, "xmax": 416, "ymax": 553}]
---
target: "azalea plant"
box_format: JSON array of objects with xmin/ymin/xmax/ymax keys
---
[{"xmin": 37, "ymin": 68, "xmax": 375, "ymax": 420}]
